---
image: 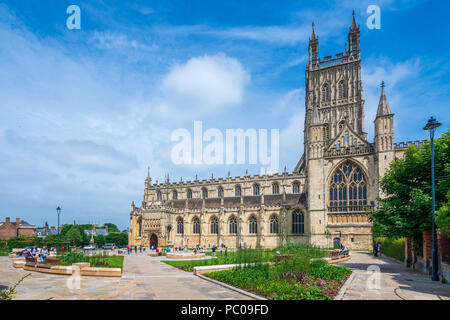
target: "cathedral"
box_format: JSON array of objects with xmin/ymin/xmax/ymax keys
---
[{"xmin": 129, "ymin": 13, "xmax": 422, "ymax": 250}]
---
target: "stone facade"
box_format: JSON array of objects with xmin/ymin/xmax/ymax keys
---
[
  {"xmin": 128, "ymin": 13, "xmax": 421, "ymax": 251},
  {"xmin": 0, "ymin": 216, "xmax": 36, "ymax": 240}
]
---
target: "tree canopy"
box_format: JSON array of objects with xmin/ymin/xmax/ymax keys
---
[{"xmin": 370, "ymin": 130, "xmax": 449, "ymax": 239}]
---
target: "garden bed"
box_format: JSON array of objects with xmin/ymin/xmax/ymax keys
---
[{"xmin": 204, "ymin": 260, "xmax": 352, "ymax": 300}]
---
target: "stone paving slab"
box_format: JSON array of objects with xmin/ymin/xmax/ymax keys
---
[
  {"xmin": 337, "ymin": 251, "xmax": 450, "ymax": 300},
  {"xmin": 0, "ymin": 254, "xmax": 250, "ymax": 300}
]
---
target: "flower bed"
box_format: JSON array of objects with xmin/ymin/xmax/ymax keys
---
[{"xmin": 205, "ymin": 259, "xmax": 352, "ymax": 300}]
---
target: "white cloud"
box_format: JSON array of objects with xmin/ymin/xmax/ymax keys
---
[{"xmin": 161, "ymin": 53, "xmax": 250, "ymax": 116}]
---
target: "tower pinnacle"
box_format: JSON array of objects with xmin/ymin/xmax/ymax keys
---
[{"xmin": 376, "ymin": 81, "xmax": 392, "ymax": 117}]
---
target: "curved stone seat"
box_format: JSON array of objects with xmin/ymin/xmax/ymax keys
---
[
  {"xmin": 166, "ymin": 252, "xmax": 206, "ymax": 259},
  {"xmin": 80, "ymin": 267, "xmax": 122, "ymax": 277}
]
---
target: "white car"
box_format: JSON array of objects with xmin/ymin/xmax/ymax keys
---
[{"xmin": 83, "ymin": 245, "xmax": 96, "ymax": 250}]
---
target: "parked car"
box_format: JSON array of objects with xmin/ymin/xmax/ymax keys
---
[
  {"xmin": 103, "ymin": 243, "xmax": 116, "ymax": 250},
  {"xmin": 83, "ymin": 244, "xmax": 96, "ymax": 250}
]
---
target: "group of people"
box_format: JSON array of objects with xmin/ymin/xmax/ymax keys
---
[
  {"xmin": 373, "ymin": 241, "xmax": 382, "ymax": 257},
  {"xmin": 126, "ymin": 245, "xmax": 146, "ymax": 254},
  {"xmin": 15, "ymin": 244, "xmax": 50, "ymax": 263}
]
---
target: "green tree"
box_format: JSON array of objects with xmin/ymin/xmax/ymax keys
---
[
  {"xmin": 436, "ymin": 190, "xmax": 450, "ymax": 235},
  {"xmin": 370, "ymin": 130, "xmax": 450, "ymax": 243},
  {"xmin": 64, "ymin": 226, "xmax": 82, "ymax": 246}
]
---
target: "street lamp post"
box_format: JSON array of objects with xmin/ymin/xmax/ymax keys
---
[
  {"xmin": 423, "ymin": 116, "xmax": 442, "ymax": 281},
  {"xmin": 56, "ymin": 206, "xmax": 61, "ymax": 237}
]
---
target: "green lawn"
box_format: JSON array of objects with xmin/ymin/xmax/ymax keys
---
[
  {"xmin": 0, "ymin": 248, "xmax": 11, "ymax": 256},
  {"xmin": 53, "ymin": 252, "xmax": 124, "ymax": 269}
]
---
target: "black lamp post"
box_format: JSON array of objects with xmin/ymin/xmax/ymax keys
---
[
  {"xmin": 56, "ymin": 206, "xmax": 61, "ymax": 236},
  {"xmin": 423, "ymin": 116, "xmax": 442, "ymax": 281}
]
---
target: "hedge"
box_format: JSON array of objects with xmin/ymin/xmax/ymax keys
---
[{"xmin": 375, "ymin": 237, "xmax": 405, "ymax": 262}]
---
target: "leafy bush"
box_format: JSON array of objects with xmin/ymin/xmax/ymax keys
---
[{"xmin": 375, "ymin": 237, "xmax": 405, "ymax": 262}]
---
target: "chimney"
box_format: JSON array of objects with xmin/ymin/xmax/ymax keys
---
[
  {"xmin": 50, "ymin": 226, "xmax": 56, "ymax": 231},
  {"xmin": 43, "ymin": 226, "xmax": 48, "ymax": 230},
  {"xmin": 5, "ymin": 217, "xmax": 10, "ymax": 224},
  {"xmin": 59, "ymin": 226, "xmax": 63, "ymax": 231},
  {"xmin": 105, "ymin": 225, "xmax": 109, "ymax": 233},
  {"xmin": 93, "ymin": 225, "xmax": 96, "ymax": 231},
  {"xmin": 16, "ymin": 217, "xmax": 20, "ymax": 225}
]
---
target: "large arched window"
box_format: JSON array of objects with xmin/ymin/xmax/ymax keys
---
[
  {"xmin": 229, "ymin": 216, "xmax": 237, "ymax": 234},
  {"xmin": 210, "ymin": 217, "xmax": 218, "ymax": 234},
  {"xmin": 270, "ymin": 215, "xmax": 279, "ymax": 234},
  {"xmin": 292, "ymin": 211, "xmax": 304, "ymax": 234},
  {"xmin": 202, "ymin": 188, "xmax": 208, "ymax": 199},
  {"xmin": 177, "ymin": 217, "xmax": 184, "ymax": 234},
  {"xmin": 272, "ymin": 183, "xmax": 280, "ymax": 194},
  {"xmin": 193, "ymin": 217, "xmax": 201, "ymax": 234},
  {"xmin": 253, "ymin": 184, "xmax": 260, "ymax": 196},
  {"xmin": 338, "ymin": 80, "xmax": 347, "ymax": 99},
  {"xmin": 235, "ymin": 185, "xmax": 241, "ymax": 197},
  {"xmin": 249, "ymin": 216, "xmax": 257, "ymax": 234},
  {"xmin": 173, "ymin": 190, "xmax": 178, "ymax": 200},
  {"xmin": 328, "ymin": 160, "xmax": 368, "ymax": 213},
  {"xmin": 187, "ymin": 189, "xmax": 193, "ymax": 199},
  {"xmin": 218, "ymin": 187, "xmax": 224, "ymax": 198},
  {"xmin": 322, "ymin": 84, "xmax": 330, "ymax": 102}
]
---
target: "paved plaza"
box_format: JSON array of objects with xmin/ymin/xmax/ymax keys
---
[
  {"xmin": 0, "ymin": 253, "xmax": 250, "ymax": 300},
  {"xmin": 1, "ymin": 251, "xmax": 449, "ymax": 300},
  {"xmin": 336, "ymin": 251, "xmax": 450, "ymax": 300}
]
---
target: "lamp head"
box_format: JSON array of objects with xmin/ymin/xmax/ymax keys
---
[
  {"xmin": 56, "ymin": 206, "xmax": 61, "ymax": 214},
  {"xmin": 423, "ymin": 117, "xmax": 442, "ymax": 131}
]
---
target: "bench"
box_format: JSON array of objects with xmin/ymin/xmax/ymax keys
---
[
  {"xmin": 330, "ymin": 249, "xmax": 349, "ymax": 260},
  {"xmin": 45, "ymin": 257, "xmax": 60, "ymax": 265}
]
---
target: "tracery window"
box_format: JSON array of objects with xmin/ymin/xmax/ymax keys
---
[
  {"xmin": 173, "ymin": 190, "xmax": 178, "ymax": 200},
  {"xmin": 249, "ymin": 216, "xmax": 258, "ymax": 234},
  {"xmin": 328, "ymin": 160, "xmax": 368, "ymax": 213},
  {"xmin": 157, "ymin": 190, "xmax": 162, "ymax": 201},
  {"xmin": 187, "ymin": 189, "xmax": 193, "ymax": 199},
  {"xmin": 338, "ymin": 81, "xmax": 348, "ymax": 99},
  {"xmin": 218, "ymin": 187, "xmax": 224, "ymax": 198},
  {"xmin": 193, "ymin": 217, "xmax": 201, "ymax": 234},
  {"xmin": 292, "ymin": 182, "xmax": 300, "ymax": 194},
  {"xmin": 177, "ymin": 218, "xmax": 184, "ymax": 234},
  {"xmin": 253, "ymin": 184, "xmax": 260, "ymax": 196},
  {"xmin": 229, "ymin": 216, "xmax": 237, "ymax": 234},
  {"xmin": 272, "ymin": 183, "xmax": 280, "ymax": 194},
  {"xmin": 202, "ymin": 188, "xmax": 208, "ymax": 199},
  {"xmin": 322, "ymin": 84, "xmax": 330, "ymax": 102},
  {"xmin": 292, "ymin": 211, "xmax": 304, "ymax": 234},
  {"xmin": 210, "ymin": 217, "xmax": 218, "ymax": 234},
  {"xmin": 235, "ymin": 185, "xmax": 241, "ymax": 197},
  {"xmin": 270, "ymin": 215, "xmax": 279, "ymax": 234}
]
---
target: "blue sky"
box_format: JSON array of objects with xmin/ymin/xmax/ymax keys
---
[{"xmin": 0, "ymin": 0, "xmax": 449, "ymax": 229}]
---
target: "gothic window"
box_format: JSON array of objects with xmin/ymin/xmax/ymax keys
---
[
  {"xmin": 338, "ymin": 81, "xmax": 348, "ymax": 99},
  {"xmin": 202, "ymin": 188, "xmax": 208, "ymax": 199},
  {"xmin": 322, "ymin": 84, "xmax": 330, "ymax": 102},
  {"xmin": 210, "ymin": 217, "xmax": 218, "ymax": 234},
  {"xmin": 337, "ymin": 143, "xmax": 341, "ymax": 151},
  {"xmin": 218, "ymin": 187, "xmax": 224, "ymax": 198},
  {"xmin": 253, "ymin": 184, "xmax": 260, "ymax": 196},
  {"xmin": 270, "ymin": 215, "xmax": 279, "ymax": 234},
  {"xmin": 292, "ymin": 182, "xmax": 300, "ymax": 194},
  {"xmin": 157, "ymin": 190, "xmax": 162, "ymax": 201},
  {"xmin": 235, "ymin": 185, "xmax": 241, "ymax": 197},
  {"xmin": 187, "ymin": 189, "xmax": 193, "ymax": 199},
  {"xmin": 229, "ymin": 216, "xmax": 237, "ymax": 234},
  {"xmin": 193, "ymin": 217, "xmax": 200, "ymax": 234},
  {"xmin": 328, "ymin": 160, "xmax": 368, "ymax": 213},
  {"xmin": 292, "ymin": 211, "xmax": 305, "ymax": 234},
  {"xmin": 177, "ymin": 218, "xmax": 184, "ymax": 234},
  {"xmin": 173, "ymin": 190, "xmax": 178, "ymax": 200},
  {"xmin": 272, "ymin": 183, "xmax": 280, "ymax": 194},
  {"xmin": 249, "ymin": 216, "xmax": 258, "ymax": 234}
]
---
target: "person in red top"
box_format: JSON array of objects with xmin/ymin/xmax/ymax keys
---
[
  {"xmin": 127, "ymin": 246, "xmax": 130, "ymax": 254},
  {"xmin": 61, "ymin": 245, "xmax": 65, "ymax": 252}
]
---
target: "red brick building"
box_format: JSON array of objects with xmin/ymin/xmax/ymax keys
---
[{"xmin": 0, "ymin": 217, "xmax": 36, "ymax": 239}]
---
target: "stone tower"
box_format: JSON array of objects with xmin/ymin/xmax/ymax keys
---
[
  {"xmin": 374, "ymin": 81, "xmax": 395, "ymax": 188},
  {"xmin": 304, "ymin": 12, "xmax": 367, "ymax": 247}
]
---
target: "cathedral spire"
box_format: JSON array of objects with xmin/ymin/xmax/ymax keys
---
[
  {"xmin": 351, "ymin": 10, "xmax": 357, "ymax": 29},
  {"xmin": 311, "ymin": 22, "xmax": 316, "ymax": 39},
  {"xmin": 376, "ymin": 81, "xmax": 392, "ymax": 117}
]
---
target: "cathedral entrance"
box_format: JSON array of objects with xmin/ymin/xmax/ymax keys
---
[{"xmin": 150, "ymin": 233, "xmax": 158, "ymax": 248}]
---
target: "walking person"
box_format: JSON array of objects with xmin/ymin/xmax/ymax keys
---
[
  {"xmin": 39, "ymin": 245, "xmax": 49, "ymax": 263},
  {"xmin": 212, "ymin": 244, "xmax": 216, "ymax": 257},
  {"xmin": 378, "ymin": 243, "xmax": 382, "ymax": 257},
  {"xmin": 373, "ymin": 241, "xmax": 378, "ymax": 257},
  {"xmin": 127, "ymin": 245, "xmax": 130, "ymax": 255},
  {"xmin": 134, "ymin": 245, "xmax": 137, "ymax": 254}
]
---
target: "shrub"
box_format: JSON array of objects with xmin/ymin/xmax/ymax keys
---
[{"xmin": 375, "ymin": 237, "xmax": 405, "ymax": 262}]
